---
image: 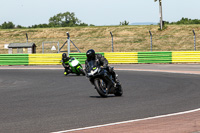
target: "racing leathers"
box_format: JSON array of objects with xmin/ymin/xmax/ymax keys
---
[{"xmin": 61, "ymin": 56, "xmax": 71, "ymax": 75}]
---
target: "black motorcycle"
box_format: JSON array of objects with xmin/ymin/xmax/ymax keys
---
[{"xmin": 86, "ymin": 60, "xmax": 123, "ymax": 97}]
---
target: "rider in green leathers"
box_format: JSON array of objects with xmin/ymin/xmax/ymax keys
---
[{"xmin": 61, "ymin": 53, "xmax": 71, "ymax": 75}]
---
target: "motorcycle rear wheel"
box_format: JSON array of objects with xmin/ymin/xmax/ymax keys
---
[
  {"xmin": 78, "ymin": 67, "xmax": 85, "ymax": 76},
  {"xmin": 94, "ymin": 78, "xmax": 108, "ymax": 97}
]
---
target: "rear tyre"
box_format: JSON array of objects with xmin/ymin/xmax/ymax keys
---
[
  {"xmin": 76, "ymin": 73, "xmax": 80, "ymax": 76},
  {"xmin": 94, "ymin": 78, "xmax": 108, "ymax": 97},
  {"xmin": 78, "ymin": 67, "xmax": 85, "ymax": 76},
  {"xmin": 114, "ymin": 85, "xmax": 123, "ymax": 96}
]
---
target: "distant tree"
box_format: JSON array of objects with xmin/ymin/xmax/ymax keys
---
[
  {"xmin": 120, "ymin": 20, "xmax": 129, "ymax": 25},
  {"xmin": 31, "ymin": 23, "xmax": 49, "ymax": 28},
  {"xmin": 170, "ymin": 17, "xmax": 200, "ymax": 24},
  {"xmin": 16, "ymin": 25, "xmax": 23, "ymax": 28},
  {"xmin": 1, "ymin": 21, "xmax": 15, "ymax": 29},
  {"xmin": 48, "ymin": 14, "xmax": 62, "ymax": 27},
  {"xmin": 79, "ymin": 22, "xmax": 88, "ymax": 26},
  {"xmin": 49, "ymin": 12, "xmax": 81, "ymax": 27}
]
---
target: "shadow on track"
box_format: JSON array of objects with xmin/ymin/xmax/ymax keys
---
[{"xmin": 89, "ymin": 95, "xmax": 117, "ymax": 98}]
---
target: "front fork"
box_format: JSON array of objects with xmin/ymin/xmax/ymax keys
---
[{"xmin": 103, "ymin": 72, "xmax": 115, "ymax": 92}]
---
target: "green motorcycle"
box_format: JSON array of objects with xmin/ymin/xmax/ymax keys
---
[{"xmin": 68, "ymin": 57, "xmax": 85, "ymax": 76}]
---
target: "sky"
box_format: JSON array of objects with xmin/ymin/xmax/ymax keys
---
[{"xmin": 0, "ymin": 0, "xmax": 200, "ymax": 27}]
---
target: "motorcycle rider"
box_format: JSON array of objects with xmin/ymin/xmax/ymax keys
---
[
  {"xmin": 61, "ymin": 53, "xmax": 71, "ymax": 75},
  {"xmin": 85, "ymin": 49, "xmax": 120, "ymax": 85}
]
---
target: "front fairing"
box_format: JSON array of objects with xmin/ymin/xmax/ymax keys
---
[
  {"xmin": 87, "ymin": 60, "xmax": 112, "ymax": 87},
  {"xmin": 87, "ymin": 60, "xmax": 100, "ymax": 76},
  {"xmin": 69, "ymin": 57, "xmax": 82, "ymax": 73},
  {"xmin": 88, "ymin": 60, "xmax": 98, "ymax": 70}
]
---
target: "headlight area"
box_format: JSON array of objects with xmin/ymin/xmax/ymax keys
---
[{"xmin": 88, "ymin": 68, "xmax": 99, "ymax": 76}]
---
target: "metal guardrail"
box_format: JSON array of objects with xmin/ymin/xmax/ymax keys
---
[
  {"xmin": 172, "ymin": 51, "xmax": 200, "ymax": 63},
  {"xmin": 138, "ymin": 52, "xmax": 172, "ymax": 63},
  {"xmin": 105, "ymin": 52, "xmax": 138, "ymax": 64},
  {"xmin": 29, "ymin": 54, "xmax": 62, "ymax": 65},
  {"xmin": 69, "ymin": 53, "xmax": 104, "ymax": 64},
  {"xmin": 0, "ymin": 54, "xmax": 29, "ymax": 65},
  {"xmin": 1, "ymin": 52, "xmax": 200, "ymax": 65}
]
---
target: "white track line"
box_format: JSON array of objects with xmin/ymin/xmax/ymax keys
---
[
  {"xmin": 52, "ymin": 108, "xmax": 200, "ymax": 133},
  {"xmin": 116, "ymin": 68, "xmax": 200, "ymax": 75}
]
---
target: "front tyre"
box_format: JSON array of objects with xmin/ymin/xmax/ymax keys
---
[
  {"xmin": 94, "ymin": 78, "xmax": 108, "ymax": 97},
  {"xmin": 114, "ymin": 85, "xmax": 123, "ymax": 96}
]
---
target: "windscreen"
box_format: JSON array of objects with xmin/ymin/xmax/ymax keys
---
[{"xmin": 88, "ymin": 60, "xmax": 98, "ymax": 72}]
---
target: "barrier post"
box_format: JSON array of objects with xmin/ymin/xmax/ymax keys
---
[
  {"xmin": 193, "ymin": 30, "xmax": 196, "ymax": 51},
  {"xmin": 26, "ymin": 33, "xmax": 28, "ymax": 43},
  {"xmin": 67, "ymin": 32, "xmax": 70, "ymax": 57},
  {"xmin": 42, "ymin": 42, "xmax": 44, "ymax": 53},
  {"xmin": 149, "ymin": 30, "xmax": 152, "ymax": 51},
  {"xmin": 57, "ymin": 42, "xmax": 60, "ymax": 53},
  {"xmin": 110, "ymin": 32, "xmax": 114, "ymax": 52}
]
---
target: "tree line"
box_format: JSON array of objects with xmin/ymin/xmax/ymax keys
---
[
  {"xmin": 0, "ymin": 12, "xmax": 95, "ymax": 29},
  {"xmin": 1, "ymin": 14, "xmax": 200, "ymax": 29},
  {"xmin": 165, "ymin": 17, "xmax": 200, "ymax": 25}
]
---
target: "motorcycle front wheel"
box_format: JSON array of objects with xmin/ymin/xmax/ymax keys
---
[
  {"xmin": 114, "ymin": 84, "xmax": 123, "ymax": 96},
  {"xmin": 94, "ymin": 78, "xmax": 108, "ymax": 97}
]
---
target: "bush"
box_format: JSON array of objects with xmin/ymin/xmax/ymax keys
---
[
  {"xmin": 120, "ymin": 20, "xmax": 129, "ymax": 25},
  {"xmin": 170, "ymin": 17, "xmax": 200, "ymax": 24},
  {"xmin": 1, "ymin": 21, "xmax": 15, "ymax": 29}
]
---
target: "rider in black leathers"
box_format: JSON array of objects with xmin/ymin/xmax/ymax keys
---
[{"xmin": 85, "ymin": 49, "xmax": 120, "ymax": 84}]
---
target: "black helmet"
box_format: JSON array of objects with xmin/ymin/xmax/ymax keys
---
[
  {"xmin": 62, "ymin": 53, "xmax": 67, "ymax": 58},
  {"xmin": 86, "ymin": 49, "xmax": 95, "ymax": 61}
]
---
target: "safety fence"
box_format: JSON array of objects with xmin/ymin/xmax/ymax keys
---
[{"xmin": 1, "ymin": 51, "xmax": 200, "ymax": 65}]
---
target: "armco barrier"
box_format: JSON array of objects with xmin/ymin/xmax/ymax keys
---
[
  {"xmin": 138, "ymin": 52, "xmax": 172, "ymax": 63},
  {"xmin": 104, "ymin": 52, "xmax": 138, "ymax": 63},
  {"xmin": 172, "ymin": 51, "xmax": 200, "ymax": 63},
  {"xmin": 1, "ymin": 51, "xmax": 200, "ymax": 65},
  {"xmin": 69, "ymin": 53, "xmax": 104, "ymax": 64},
  {"xmin": 29, "ymin": 54, "xmax": 62, "ymax": 65},
  {"xmin": 0, "ymin": 54, "xmax": 29, "ymax": 65},
  {"xmin": 69, "ymin": 53, "xmax": 87, "ymax": 64}
]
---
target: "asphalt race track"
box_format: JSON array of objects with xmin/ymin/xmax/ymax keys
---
[{"xmin": 1, "ymin": 67, "xmax": 200, "ymax": 133}]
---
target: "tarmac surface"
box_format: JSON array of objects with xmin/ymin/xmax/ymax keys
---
[{"xmin": 0, "ymin": 64, "xmax": 200, "ymax": 133}]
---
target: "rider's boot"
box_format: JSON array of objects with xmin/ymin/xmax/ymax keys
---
[
  {"xmin": 64, "ymin": 71, "xmax": 68, "ymax": 75},
  {"xmin": 64, "ymin": 68, "xmax": 70, "ymax": 76}
]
